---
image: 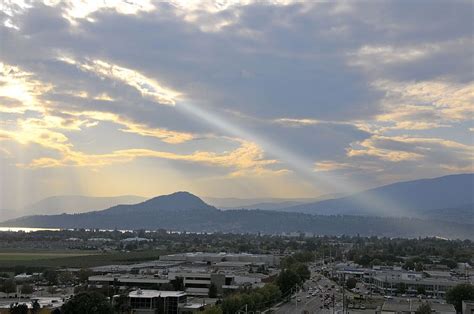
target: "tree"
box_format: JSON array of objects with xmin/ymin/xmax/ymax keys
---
[
  {"xmin": 397, "ymin": 283, "xmax": 407, "ymax": 294},
  {"xmin": 403, "ymin": 260, "xmax": 415, "ymax": 270},
  {"xmin": 20, "ymin": 283, "xmax": 33, "ymax": 295},
  {"xmin": 415, "ymin": 263, "xmax": 424, "ymax": 272},
  {"xmin": 441, "ymin": 259, "xmax": 457, "ymax": 269},
  {"xmin": 209, "ymin": 283, "xmax": 218, "ymax": 298},
  {"xmin": 346, "ymin": 278, "xmax": 357, "ymax": 290},
  {"xmin": 291, "ymin": 263, "xmax": 310, "ymax": 281},
  {"xmin": 417, "ymin": 286, "xmax": 426, "ymax": 295},
  {"xmin": 113, "ymin": 294, "xmax": 130, "ymax": 314},
  {"xmin": 415, "ymin": 303, "xmax": 431, "ymax": 314},
  {"xmin": 62, "ymin": 291, "xmax": 113, "ymax": 314},
  {"xmin": 446, "ymin": 283, "xmax": 474, "ymax": 313},
  {"xmin": 77, "ymin": 268, "xmax": 93, "ymax": 283},
  {"xmin": 221, "ymin": 294, "xmax": 243, "ymax": 314},
  {"xmin": 9, "ymin": 303, "xmax": 28, "ymax": 314},
  {"xmin": 171, "ymin": 276, "xmax": 184, "ymax": 291},
  {"xmin": 201, "ymin": 306, "xmax": 223, "ymax": 314},
  {"xmin": 276, "ymin": 269, "xmax": 301, "ymax": 294},
  {"xmin": 2, "ymin": 279, "xmax": 17, "ymax": 295},
  {"xmin": 31, "ymin": 300, "xmax": 41, "ymax": 314},
  {"xmin": 43, "ymin": 270, "xmax": 58, "ymax": 285},
  {"xmin": 58, "ymin": 271, "xmax": 74, "ymax": 285}
]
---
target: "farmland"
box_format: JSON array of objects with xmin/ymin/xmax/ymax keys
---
[{"xmin": 0, "ymin": 249, "xmax": 165, "ymax": 270}]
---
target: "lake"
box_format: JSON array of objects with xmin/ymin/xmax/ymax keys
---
[{"xmin": 0, "ymin": 227, "xmax": 61, "ymax": 232}]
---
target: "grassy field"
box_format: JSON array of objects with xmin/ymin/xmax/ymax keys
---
[
  {"xmin": 0, "ymin": 252, "xmax": 95, "ymax": 261},
  {"xmin": 0, "ymin": 249, "xmax": 167, "ymax": 270}
]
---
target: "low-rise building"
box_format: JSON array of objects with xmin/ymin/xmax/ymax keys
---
[
  {"xmin": 381, "ymin": 300, "xmax": 456, "ymax": 314},
  {"xmin": 161, "ymin": 252, "xmax": 280, "ymax": 267},
  {"xmin": 128, "ymin": 289, "xmax": 186, "ymax": 314},
  {"xmin": 89, "ymin": 274, "xmax": 170, "ymax": 289},
  {"xmin": 371, "ymin": 270, "xmax": 464, "ymax": 298},
  {"xmin": 462, "ymin": 300, "xmax": 474, "ymax": 314}
]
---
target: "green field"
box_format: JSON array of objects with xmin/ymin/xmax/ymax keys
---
[
  {"xmin": 0, "ymin": 252, "xmax": 95, "ymax": 261},
  {"xmin": 0, "ymin": 249, "xmax": 167, "ymax": 270}
]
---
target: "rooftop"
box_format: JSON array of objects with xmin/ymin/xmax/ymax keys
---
[{"xmin": 128, "ymin": 289, "xmax": 186, "ymax": 298}]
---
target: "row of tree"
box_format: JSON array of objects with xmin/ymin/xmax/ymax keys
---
[{"xmin": 220, "ymin": 284, "xmax": 282, "ymax": 313}]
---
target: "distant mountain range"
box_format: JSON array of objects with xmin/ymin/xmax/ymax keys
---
[
  {"xmin": 203, "ymin": 194, "xmax": 342, "ymax": 210},
  {"xmin": 0, "ymin": 195, "xmax": 148, "ymax": 221},
  {"xmin": 2, "ymin": 191, "xmax": 473, "ymax": 239},
  {"xmin": 1, "ymin": 174, "xmax": 472, "ymax": 238},
  {"xmin": 23, "ymin": 195, "xmax": 147, "ymax": 215},
  {"xmin": 280, "ymin": 174, "xmax": 474, "ymax": 218}
]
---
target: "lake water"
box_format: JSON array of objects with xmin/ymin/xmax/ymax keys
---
[{"xmin": 0, "ymin": 227, "xmax": 60, "ymax": 232}]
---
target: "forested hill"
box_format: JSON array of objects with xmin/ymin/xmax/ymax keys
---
[
  {"xmin": 2, "ymin": 192, "xmax": 473, "ymax": 239},
  {"xmin": 283, "ymin": 173, "xmax": 474, "ymax": 216}
]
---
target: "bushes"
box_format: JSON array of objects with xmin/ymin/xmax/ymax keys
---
[
  {"xmin": 62, "ymin": 291, "xmax": 113, "ymax": 314},
  {"xmin": 221, "ymin": 284, "xmax": 281, "ymax": 313},
  {"xmin": 446, "ymin": 283, "xmax": 474, "ymax": 313}
]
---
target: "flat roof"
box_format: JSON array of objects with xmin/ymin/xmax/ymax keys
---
[
  {"xmin": 382, "ymin": 300, "xmax": 455, "ymax": 312},
  {"xmin": 128, "ymin": 290, "xmax": 186, "ymax": 298},
  {"xmin": 89, "ymin": 275, "xmax": 169, "ymax": 284}
]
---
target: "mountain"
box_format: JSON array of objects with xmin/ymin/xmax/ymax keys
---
[
  {"xmin": 425, "ymin": 204, "xmax": 474, "ymax": 223},
  {"xmin": 203, "ymin": 193, "xmax": 342, "ymax": 210},
  {"xmin": 1, "ymin": 191, "xmax": 473, "ymax": 239},
  {"xmin": 282, "ymin": 174, "xmax": 474, "ymax": 217},
  {"xmin": 23, "ymin": 195, "xmax": 147, "ymax": 216}
]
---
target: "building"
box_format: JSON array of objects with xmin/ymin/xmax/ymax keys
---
[
  {"xmin": 161, "ymin": 252, "xmax": 280, "ymax": 267},
  {"xmin": 371, "ymin": 270, "xmax": 465, "ymax": 298},
  {"xmin": 168, "ymin": 271, "xmax": 233, "ymax": 296},
  {"xmin": 128, "ymin": 289, "xmax": 186, "ymax": 314},
  {"xmin": 91, "ymin": 261, "xmax": 182, "ymax": 274},
  {"xmin": 463, "ymin": 301, "xmax": 474, "ymax": 314},
  {"xmin": 381, "ymin": 300, "xmax": 456, "ymax": 314},
  {"xmin": 89, "ymin": 274, "xmax": 170, "ymax": 289}
]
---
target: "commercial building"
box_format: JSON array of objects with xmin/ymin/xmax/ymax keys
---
[
  {"xmin": 161, "ymin": 252, "xmax": 280, "ymax": 267},
  {"xmin": 381, "ymin": 300, "xmax": 455, "ymax": 314},
  {"xmin": 128, "ymin": 289, "xmax": 186, "ymax": 314},
  {"xmin": 463, "ymin": 301, "xmax": 474, "ymax": 314},
  {"xmin": 334, "ymin": 263, "xmax": 472, "ymax": 298},
  {"xmin": 89, "ymin": 274, "xmax": 170, "ymax": 289},
  {"xmin": 168, "ymin": 271, "xmax": 231, "ymax": 296},
  {"xmin": 371, "ymin": 270, "xmax": 464, "ymax": 298}
]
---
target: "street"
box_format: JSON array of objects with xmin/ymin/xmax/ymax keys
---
[{"xmin": 275, "ymin": 263, "xmax": 343, "ymax": 314}]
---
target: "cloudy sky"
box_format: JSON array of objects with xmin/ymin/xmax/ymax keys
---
[{"xmin": 0, "ymin": 0, "xmax": 472, "ymax": 209}]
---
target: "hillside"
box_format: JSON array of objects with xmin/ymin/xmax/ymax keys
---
[
  {"xmin": 204, "ymin": 193, "xmax": 342, "ymax": 210},
  {"xmin": 23, "ymin": 195, "xmax": 147, "ymax": 215},
  {"xmin": 283, "ymin": 174, "xmax": 474, "ymax": 216},
  {"xmin": 2, "ymin": 192, "xmax": 473, "ymax": 239}
]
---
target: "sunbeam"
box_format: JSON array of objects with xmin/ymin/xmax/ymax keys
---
[{"xmin": 177, "ymin": 101, "xmax": 411, "ymax": 217}]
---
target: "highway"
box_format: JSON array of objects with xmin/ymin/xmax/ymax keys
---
[{"xmin": 275, "ymin": 264, "xmax": 343, "ymax": 314}]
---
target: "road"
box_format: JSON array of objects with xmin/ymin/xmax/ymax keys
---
[{"xmin": 275, "ymin": 264, "xmax": 343, "ymax": 314}]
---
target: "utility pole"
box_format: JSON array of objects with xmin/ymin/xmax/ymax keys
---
[
  {"xmin": 332, "ymin": 290, "xmax": 335, "ymax": 314},
  {"xmin": 342, "ymin": 273, "xmax": 345, "ymax": 314}
]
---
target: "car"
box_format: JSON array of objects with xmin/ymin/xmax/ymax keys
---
[
  {"xmin": 306, "ymin": 295, "xmax": 311, "ymax": 299},
  {"xmin": 297, "ymin": 298, "xmax": 301, "ymax": 302}
]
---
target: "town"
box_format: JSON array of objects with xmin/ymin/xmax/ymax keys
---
[{"xmin": 0, "ymin": 229, "xmax": 472, "ymax": 313}]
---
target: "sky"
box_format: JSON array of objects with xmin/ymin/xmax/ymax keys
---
[{"xmin": 0, "ymin": 0, "xmax": 472, "ymax": 209}]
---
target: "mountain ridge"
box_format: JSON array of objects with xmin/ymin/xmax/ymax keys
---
[
  {"xmin": 282, "ymin": 173, "xmax": 474, "ymax": 216},
  {"xmin": 1, "ymin": 186, "xmax": 473, "ymax": 239}
]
